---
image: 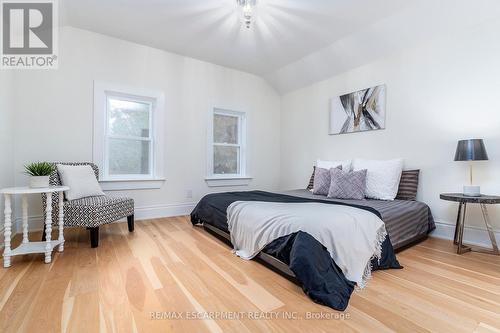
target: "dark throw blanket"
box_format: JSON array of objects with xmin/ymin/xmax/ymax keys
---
[{"xmin": 191, "ymin": 190, "xmax": 402, "ymax": 311}]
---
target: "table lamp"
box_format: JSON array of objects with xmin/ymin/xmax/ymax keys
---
[{"xmin": 454, "ymin": 139, "xmax": 488, "ymax": 196}]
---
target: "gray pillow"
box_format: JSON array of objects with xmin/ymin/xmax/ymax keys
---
[
  {"xmin": 313, "ymin": 166, "xmax": 341, "ymax": 196},
  {"xmin": 396, "ymin": 169, "xmax": 419, "ymax": 200},
  {"xmin": 306, "ymin": 166, "xmax": 316, "ymax": 190},
  {"xmin": 327, "ymin": 168, "xmax": 367, "ymax": 200}
]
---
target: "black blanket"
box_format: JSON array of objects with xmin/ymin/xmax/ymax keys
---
[{"xmin": 191, "ymin": 190, "xmax": 401, "ymax": 311}]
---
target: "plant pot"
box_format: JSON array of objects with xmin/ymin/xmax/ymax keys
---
[{"xmin": 30, "ymin": 176, "xmax": 50, "ymax": 188}]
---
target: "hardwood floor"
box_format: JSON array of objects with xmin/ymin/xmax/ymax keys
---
[{"xmin": 1, "ymin": 216, "xmax": 500, "ymax": 333}]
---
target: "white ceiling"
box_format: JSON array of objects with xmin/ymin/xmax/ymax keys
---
[{"xmin": 62, "ymin": 0, "xmax": 500, "ymax": 93}]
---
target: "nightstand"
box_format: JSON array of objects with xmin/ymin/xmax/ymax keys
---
[{"xmin": 440, "ymin": 193, "xmax": 500, "ymax": 255}]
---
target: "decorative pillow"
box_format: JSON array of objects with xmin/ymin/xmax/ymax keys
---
[
  {"xmin": 317, "ymin": 159, "xmax": 352, "ymax": 172},
  {"xmin": 312, "ymin": 165, "xmax": 342, "ymax": 196},
  {"xmin": 306, "ymin": 166, "xmax": 316, "ymax": 191},
  {"xmin": 396, "ymin": 170, "xmax": 420, "ymax": 200},
  {"xmin": 328, "ymin": 168, "xmax": 367, "ymax": 200},
  {"xmin": 352, "ymin": 158, "xmax": 404, "ymax": 200},
  {"xmin": 57, "ymin": 164, "xmax": 105, "ymax": 201},
  {"xmin": 308, "ymin": 159, "xmax": 350, "ymax": 190}
]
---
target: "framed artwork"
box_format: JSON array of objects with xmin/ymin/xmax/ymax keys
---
[{"xmin": 329, "ymin": 84, "xmax": 386, "ymax": 135}]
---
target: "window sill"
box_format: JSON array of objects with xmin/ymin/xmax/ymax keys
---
[
  {"xmin": 100, "ymin": 178, "xmax": 165, "ymax": 191},
  {"xmin": 205, "ymin": 177, "xmax": 253, "ymax": 187}
]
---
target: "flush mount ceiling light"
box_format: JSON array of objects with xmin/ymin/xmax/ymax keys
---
[{"xmin": 236, "ymin": 0, "xmax": 257, "ymax": 29}]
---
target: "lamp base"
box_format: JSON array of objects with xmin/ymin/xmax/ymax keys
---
[{"xmin": 463, "ymin": 185, "xmax": 481, "ymax": 197}]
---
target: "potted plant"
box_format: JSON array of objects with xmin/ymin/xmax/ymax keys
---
[{"xmin": 25, "ymin": 162, "xmax": 55, "ymax": 188}]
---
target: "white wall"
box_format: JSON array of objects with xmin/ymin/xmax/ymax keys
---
[
  {"xmin": 280, "ymin": 18, "xmax": 500, "ymax": 237},
  {"xmin": 0, "ymin": 70, "xmax": 15, "ymax": 232},
  {"xmin": 12, "ymin": 27, "xmax": 281, "ymax": 227}
]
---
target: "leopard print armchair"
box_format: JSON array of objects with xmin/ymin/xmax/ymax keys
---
[{"xmin": 42, "ymin": 162, "xmax": 134, "ymax": 247}]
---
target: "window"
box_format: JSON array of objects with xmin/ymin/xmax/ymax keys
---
[
  {"xmin": 206, "ymin": 108, "xmax": 251, "ymax": 187},
  {"xmin": 93, "ymin": 82, "xmax": 165, "ymax": 190},
  {"xmin": 106, "ymin": 96, "xmax": 153, "ymax": 178}
]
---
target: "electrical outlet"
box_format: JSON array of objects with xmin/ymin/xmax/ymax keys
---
[{"xmin": 186, "ymin": 190, "xmax": 193, "ymax": 199}]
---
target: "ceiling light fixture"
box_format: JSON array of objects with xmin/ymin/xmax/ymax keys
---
[{"xmin": 236, "ymin": 0, "xmax": 257, "ymax": 29}]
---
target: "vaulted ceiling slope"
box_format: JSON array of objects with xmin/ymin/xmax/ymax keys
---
[{"xmin": 62, "ymin": 0, "xmax": 500, "ymax": 94}]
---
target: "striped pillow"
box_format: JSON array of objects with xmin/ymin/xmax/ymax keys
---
[
  {"xmin": 306, "ymin": 166, "xmax": 316, "ymax": 190},
  {"xmin": 396, "ymin": 170, "xmax": 420, "ymax": 200}
]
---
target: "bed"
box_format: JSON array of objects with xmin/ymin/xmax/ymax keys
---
[{"xmin": 191, "ymin": 189, "xmax": 435, "ymax": 310}]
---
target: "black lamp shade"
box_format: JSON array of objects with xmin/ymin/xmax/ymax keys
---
[{"xmin": 454, "ymin": 139, "xmax": 489, "ymax": 161}]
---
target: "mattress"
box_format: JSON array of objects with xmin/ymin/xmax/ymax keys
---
[
  {"xmin": 281, "ymin": 189, "xmax": 435, "ymax": 249},
  {"xmin": 191, "ymin": 190, "xmax": 404, "ymax": 310},
  {"xmin": 192, "ymin": 189, "xmax": 435, "ymax": 250}
]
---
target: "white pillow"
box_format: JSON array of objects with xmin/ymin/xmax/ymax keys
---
[
  {"xmin": 57, "ymin": 164, "xmax": 105, "ymax": 201},
  {"xmin": 317, "ymin": 159, "xmax": 352, "ymax": 172},
  {"xmin": 352, "ymin": 158, "xmax": 403, "ymax": 200}
]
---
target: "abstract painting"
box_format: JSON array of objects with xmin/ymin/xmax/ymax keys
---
[{"xmin": 329, "ymin": 85, "xmax": 386, "ymax": 135}]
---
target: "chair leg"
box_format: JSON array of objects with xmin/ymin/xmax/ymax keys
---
[
  {"xmin": 89, "ymin": 227, "xmax": 99, "ymax": 248},
  {"xmin": 127, "ymin": 214, "xmax": 134, "ymax": 232}
]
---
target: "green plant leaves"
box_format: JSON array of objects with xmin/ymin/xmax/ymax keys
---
[{"xmin": 24, "ymin": 162, "xmax": 55, "ymax": 176}]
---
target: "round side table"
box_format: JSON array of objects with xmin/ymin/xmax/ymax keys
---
[
  {"xmin": 1, "ymin": 186, "xmax": 69, "ymax": 267},
  {"xmin": 440, "ymin": 193, "xmax": 500, "ymax": 255}
]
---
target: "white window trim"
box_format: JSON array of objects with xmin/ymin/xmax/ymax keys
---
[
  {"xmin": 206, "ymin": 107, "xmax": 252, "ymax": 187},
  {"xmin": 93, "ymin": 81, "xmax": 165, "ymax": 190},
  {"xmin": 99, "ymin": 179, "xmax": 165, "ymax": 191},
  {"xmin": 205, "ymin": 177, "xmax": 253, "ymax": 187}
]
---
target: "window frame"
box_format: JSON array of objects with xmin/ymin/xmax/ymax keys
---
[
  {"xmin": 206, "ymin": 108, "xmax": 251, "ymax": 187},
  {"xmin": 93, "ymin": 81, "xmax": 165, "ymax": 190},
  {"xmin": 104, "ymin": 93, "xmax": 155, "ymax": 180}
]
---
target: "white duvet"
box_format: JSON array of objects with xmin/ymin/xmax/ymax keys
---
[{"xmin": 227, "ymin": 201, "xmax": 387, "ymax": 288}]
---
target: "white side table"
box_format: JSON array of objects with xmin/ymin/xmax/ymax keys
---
[{"xmin": 1, "ymin": 186, "xmax": 69, "ymax": 268}]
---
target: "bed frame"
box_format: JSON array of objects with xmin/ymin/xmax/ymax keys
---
[
  {"xmin": 202, "ymin": 222, "xmax": 428, "ymax": 284},
  {"xmin": 202, "ymin": 223, "xmax": 298, "ymax": 283}
]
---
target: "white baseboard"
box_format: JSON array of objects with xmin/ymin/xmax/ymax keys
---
[
  {"xmin": 0, "ymin": 202, "xmax": 196, "ymax": 246},
  {"xmin": 430, "ymin": 220, "xmax": 500, "ymax": 248},
  {"xmin": 134, "ymin": 202, "xmax": 196, "ymax": 220}
]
